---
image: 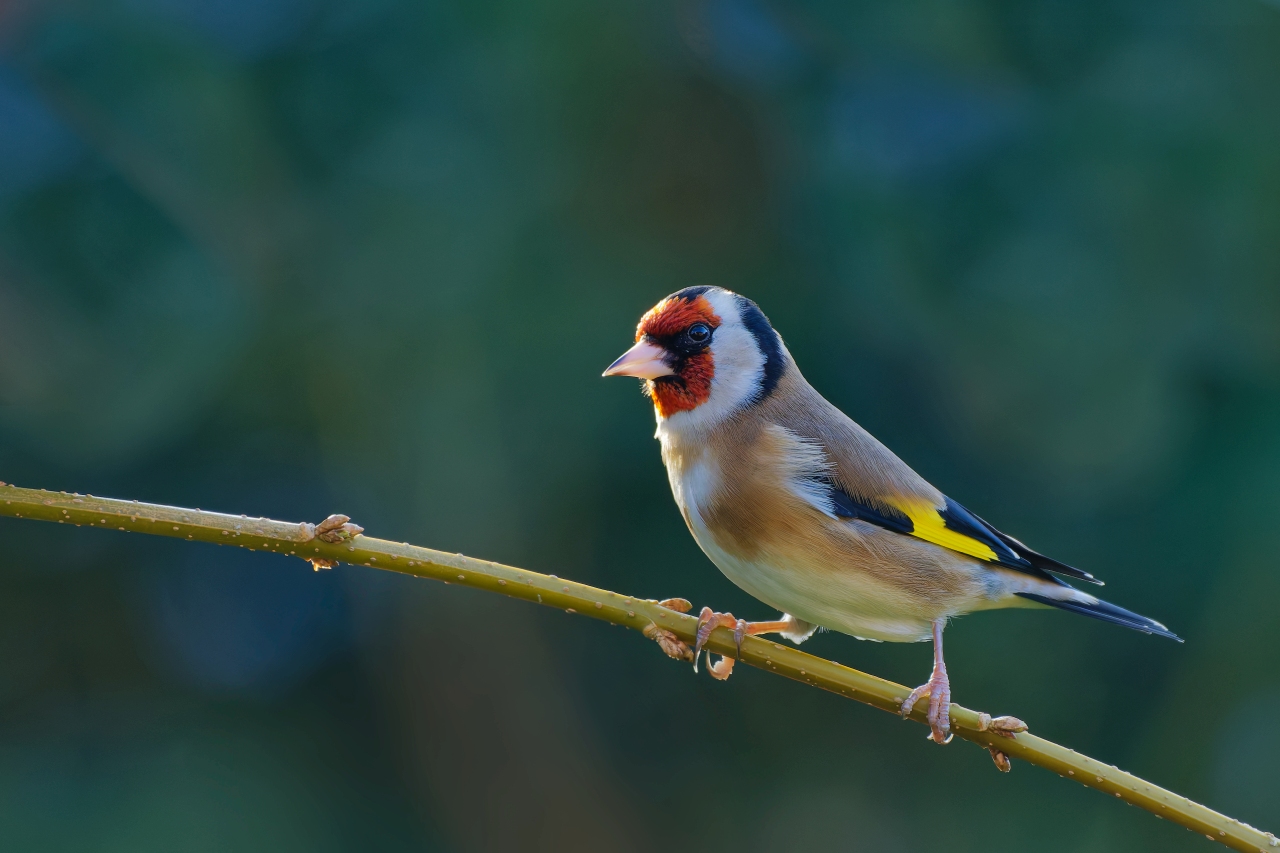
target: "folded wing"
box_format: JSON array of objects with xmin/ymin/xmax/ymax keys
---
[{"xmin": 823, "ymin": 480, "xmax": 1099, "ymax": 586}]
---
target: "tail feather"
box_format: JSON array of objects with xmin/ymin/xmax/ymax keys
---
[{"xmin": 1016, "ymin": 592, "xmax": 1182, "ymax": 642}]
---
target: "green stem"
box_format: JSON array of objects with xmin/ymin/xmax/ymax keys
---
[{"xmin": 0, "ymin": 483, "xmax": 1272, "ymax": 851}]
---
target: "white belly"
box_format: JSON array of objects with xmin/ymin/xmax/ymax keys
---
[
  {"xmin": 666, "ymin": 450, "xmax": 935, "ymax": 643},
  {"xmin": 690, "ymin": 514, "xmax": 935, "ymax": 642}
]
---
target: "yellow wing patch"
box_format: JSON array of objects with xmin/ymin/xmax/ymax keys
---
[{"xmin": 897, "ymin": 499, "xmax": 1000, "ymax": 562}]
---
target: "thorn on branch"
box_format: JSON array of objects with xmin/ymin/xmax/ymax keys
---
[{"xmin": 657, "ymin": 597, "xmax": 692, "ymax": 613}]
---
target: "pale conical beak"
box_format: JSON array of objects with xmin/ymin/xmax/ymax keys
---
[{"xmin": 602, "ymin": 340, "xmax": 674, "ymax": 379}]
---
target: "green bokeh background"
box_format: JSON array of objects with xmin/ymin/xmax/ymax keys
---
[{"xmin": 1, "ymin": 0, "xmax": 1278, "ymax": 850}]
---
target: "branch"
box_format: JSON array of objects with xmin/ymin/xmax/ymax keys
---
[{"xmin": 0, "ymin": 483, "xmax": 1272, "ymax": 851}]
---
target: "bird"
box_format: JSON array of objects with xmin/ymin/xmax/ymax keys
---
[{"xmin": 603, "ymin": 285, "xmax": 1180, "ymax": 744}]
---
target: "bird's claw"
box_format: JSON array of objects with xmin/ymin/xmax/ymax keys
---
[
  {"xmin": 900, "ymin": 670, "xmax": 953, "ymax": 744},
  {"xmin": 643, "ymin": 599, "xmax": 739, "ymax": 671},
  {"xmin": 694, "ymin": 607, "xmax": 745, "ymax": 680}
]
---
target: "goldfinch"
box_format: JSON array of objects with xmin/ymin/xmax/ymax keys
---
[{"xmin": 604, "ymin": 286, "xmax": 1179, "ymax": 743}]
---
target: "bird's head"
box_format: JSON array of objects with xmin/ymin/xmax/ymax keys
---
[{"xmin": 603, "ymin": 286, "xmax": 786, "ymax": 427}]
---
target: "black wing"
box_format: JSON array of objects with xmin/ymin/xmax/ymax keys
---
[{"xmin": 824, "ymin": 479, "xmax": 1100, "ymax": 586}]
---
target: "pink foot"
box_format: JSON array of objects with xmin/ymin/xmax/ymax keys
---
[
  {"xmin": 900, "ymin": 668, "xmax": 953, "ymax": 744},
  {"xmin": 694, "ymin": 607, "xmax": 747, "ymax": 680}
]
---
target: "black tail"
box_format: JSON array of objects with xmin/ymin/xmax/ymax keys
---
[{"xmin": 1016, "ymin": 592, "xmax": 1182, "ymax": 642}]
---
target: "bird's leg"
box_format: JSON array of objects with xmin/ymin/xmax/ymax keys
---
[
  {"xmin": 693, "ymin": 607, "xmax": 793, "ymax": 681},
  {"xmin": 900, "ymin": 618, "xmax": 953, "ymax": 744}
]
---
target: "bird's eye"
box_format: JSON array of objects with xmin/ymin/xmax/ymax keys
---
[{"xmin": 687, "ymin": 323, "xmax": 711, "ymax": 344}]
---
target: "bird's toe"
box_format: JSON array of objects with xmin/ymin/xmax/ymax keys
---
[
  {"xmin": 900, "ymin": 682, "xmax": 931, "ymax": 718},
  {"xmin": 926, "ymin": 684, "xmax": 953, "ymax": 744},
  {"xmin": 694, "ymin": 607, "xmax": 741, "ymax": 678},
  {"xmin": 903, "ymin": 670, "xmax": 953, "ymax": 744}
]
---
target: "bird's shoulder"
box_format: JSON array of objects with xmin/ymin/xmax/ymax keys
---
[{"xmin": 749, "ymin": 369, "xmax": 939, "ymax": 507}]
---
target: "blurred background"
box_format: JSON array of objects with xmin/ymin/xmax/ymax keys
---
[{"xmin": 0, "ymin": 0, "xmax": 1277, "ymax": 849}]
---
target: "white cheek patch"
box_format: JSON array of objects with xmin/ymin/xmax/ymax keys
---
[
  {"xmin": 657, "ymin": 289, "xmax": 765, "ymax": 435},
  {"xmin": 708, "ymin": 322, "xmax": 765, "ymax": 409}
]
